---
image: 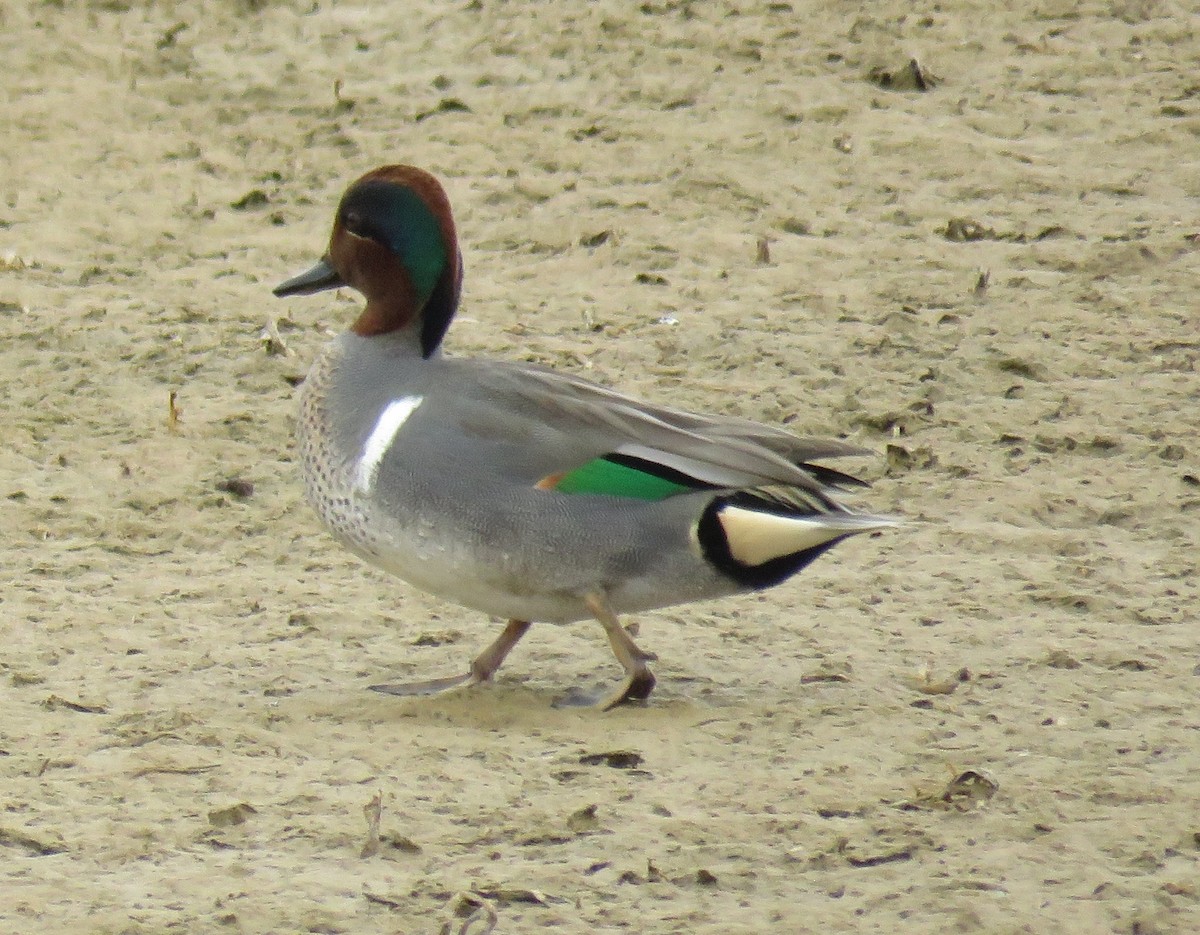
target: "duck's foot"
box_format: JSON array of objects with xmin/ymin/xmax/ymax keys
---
[
  {"xmin": 369, "ymin": 619, "xmax": 531, "ymax": 699},
  {"xmin": 582, "ymin": 592, "xmax": 659, "ymax": 710},
  {"xmin": 369, "ymin": 671, "xmax": 476, "ymax": 697},
  {"xmin": 550, "ymin": 671, "xmax": 656, "ymax": 710},
  {"xmin": 599, "ymin": 667, "xmax": 657, "ymax": 710}
]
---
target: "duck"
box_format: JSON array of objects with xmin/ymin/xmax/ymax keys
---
[{"xmin": 274, "ymin": 164, "xmax": 897, "ymax": 709}]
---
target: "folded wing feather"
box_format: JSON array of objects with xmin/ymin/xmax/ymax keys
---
[{"xmin": 472, "ymin": 360, "xmax": 871, "ymax": 496}]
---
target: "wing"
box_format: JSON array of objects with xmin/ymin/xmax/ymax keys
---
[{"xmin": 464, "ymin": 358, "xmax": 872, "ymax": 498}]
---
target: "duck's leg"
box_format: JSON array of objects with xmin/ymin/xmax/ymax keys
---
[
  {"xmin": 585, "ymin": 593, "xmax": 657, "ymax": 710},
  {"xmin": 370, "ymin": 619, "xmax": 531, "ymax": 697}
]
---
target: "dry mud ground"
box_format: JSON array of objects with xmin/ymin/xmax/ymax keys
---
[{"xmin": 3, "ymin": 1, "xmax": 1199, "ymax": 932}]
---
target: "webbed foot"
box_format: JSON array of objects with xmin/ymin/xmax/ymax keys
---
[{"xmin": 369, "ymin": 619, "xmax": 530, "ymax": 699}]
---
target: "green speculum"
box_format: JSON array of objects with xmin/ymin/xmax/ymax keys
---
[{"xmin": 554, "ymin": 456, "xmax": 694, "ymax": 501}]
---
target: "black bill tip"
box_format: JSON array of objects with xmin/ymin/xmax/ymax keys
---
[{"xmin": 273, "ymin": 257, "xmax": 345, "ymax": 297}]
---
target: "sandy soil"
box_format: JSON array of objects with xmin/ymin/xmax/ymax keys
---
[{"xmin": 3, "ymin": 1, "xmax": 1199, "ymax": 932}]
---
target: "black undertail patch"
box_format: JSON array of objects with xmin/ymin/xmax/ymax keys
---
[{"xmin": 696, "ymin": 490, "xmax": 848, "ymax": 590}]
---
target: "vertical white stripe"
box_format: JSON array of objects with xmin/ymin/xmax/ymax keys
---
[{"xmin": 355, "ymin": 396, "xmax": 423, "ymax": 494}]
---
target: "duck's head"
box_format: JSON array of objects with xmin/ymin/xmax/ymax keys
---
[{"xmin": 274, "ymin": 165, "xmax": 463, "ymax": 358}]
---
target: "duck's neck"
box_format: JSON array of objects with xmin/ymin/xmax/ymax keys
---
[
  {"xmin": 350, "ymin": 295, "xmax": 415, "ymax": 340},
  {"xmin": 349, "ymin": 264, "xmax": 460, "ymax": 358},
  {"xmin": 349, "ymin": 303, "xmax": 443, "ymax": 363}
]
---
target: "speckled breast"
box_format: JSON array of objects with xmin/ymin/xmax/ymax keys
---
[{"xmin": 296, "ymin": 344, "xmax": 382, "ymax": 558}]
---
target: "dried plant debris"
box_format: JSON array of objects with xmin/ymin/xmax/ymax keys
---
[
  {"xmin": 208, "ymin": 803, "xmax": 257, "ymax": 828},
  {"xmin": 899, "ymin": 769, "xmax": 999, "ymax": 812},
  {"xmin": 886, "ymin": 443, "xmax": 937, "ymax": 473},
  {"xmin": 472, "ymin": 887, "xmax": 551, "ymax": 906},
  {"xmin": 816, "ymin": 804, "xmax": 868, "ymax": 819},
  {"xmin": 230, "ymin": 189, "xmax": 269, "ymax": 211},
  {"xmin": 801, "ymin": 660, "xmax": 852, "ymax": 683},
  {"xmin": 0, "ymin": 251, "xmax": 29, "ymax": 271},
  {"xmin": 438, "ymin": 892, "xmax": 499, "ymax": 935},
  {"xmin": 941, "ymin": 770, "xmax": 999, "ymax": 809},
  {"xmin": 0, "ymin": 827, "xmax": 67, "ymax": 856},
  {"xmin": 852, "ymin": 409, "xmax": 919, "ymax": 436},
  {"xmin": 359, "ymin": 793, "xmax": 422, "ymax": 858},
  {"xmin": 994, "ymin": 356, "xmax": 1048, "ymax": 381},
  {"xmin": 156, "ymin": 21, "xmax": 188, "ymax": 50},
  {"xmin": 361, "ymin": 792, "xmax": 382, "ymax": 858},
  {"xmin": 869, "ymin": 58, "xmax": 940, "ymax": 92},
  {"xmin": 619, "ymin": 859, "xmax": 720, "ymax": 887},
  {"xmin": 259, "ymin": 318, "xmax": 293, "ymax": 356},
  {"xmin": 415, "ymin": 98, "xmax": 471, "ymax": 122},
  {"xmin": 216, "ymin": 477, "xmax": 255, "ymax": 499},
  {"xmin": 845, "ymin": 846, "xmax": 915, "ymax": 868},
  {"xmin": 412, "ymin": 629, "xmax": 463, "ymax": 647},
  {"xmin": 1045, "ymin": 649, "xmax": 1082, "ymax": 669},
  {"xmin": 132, "ymin": 762, "xmax": 218, "ymax": 778},
  {"xmin": 43, "ymin": 695, "xmax": 106, "ymax": 714},
  {"xmin": 578, "ymin": 750, "xmax": 644, "ymax": 769},
  {"xmin": 567, "ymin": 803, "xmax": 602, "ymax": 834},
  {"xmin": 906, "ymin": 666, "xmax": 971, "ymax": 695},
  {"xmin": 944, "ymin": 217, "xmax": 995, "ymax": 241},
  {"xmin": 579, "ymin": 230, "xmax": 612, "ymax": 248},
  {"xmin": 362, "ymin": 889, "xmax": 404, "ymax": 910},
  {"xmin": 835, "ymin": 828, "xmax": 930, "ymax": 868},
  {"xmin": 332, "ymin": 78, "xmax": 355, "ymax": 114},
  {"xmin": 943, "ymin": 217, "xmax": 1074, "ymax": 243}
]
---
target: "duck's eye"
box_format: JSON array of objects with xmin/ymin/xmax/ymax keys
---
[{"xmin": 343, "ymin": 210, "xmax": 368, "ymax": 238}]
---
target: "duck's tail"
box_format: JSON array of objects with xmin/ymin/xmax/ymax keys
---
[{"xmin": 696, "ymin": 485, "xmax": 899, "ymax": 589}]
